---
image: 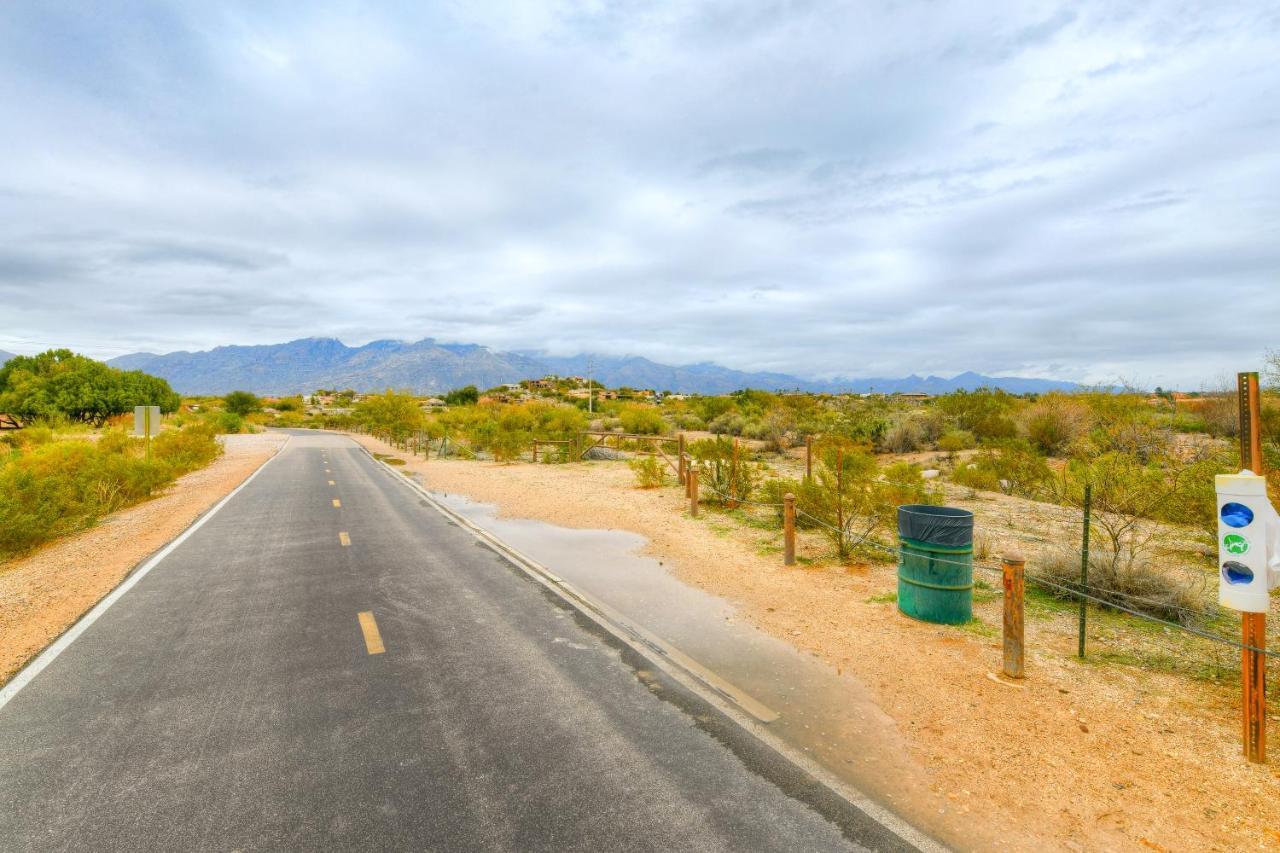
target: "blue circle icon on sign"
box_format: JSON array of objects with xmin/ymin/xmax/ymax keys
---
[
  {"xmin": 1223, "ymin": 561, "xmax": 1254, "ymax": 584},
  {"xmin": 1221, "ymin": 502, "xmax": 1254, "ymax": 528}
]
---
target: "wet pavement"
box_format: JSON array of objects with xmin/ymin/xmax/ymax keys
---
[{"xmin": 430, "ymin": 490, "xmax": 947, "ymax": 840}]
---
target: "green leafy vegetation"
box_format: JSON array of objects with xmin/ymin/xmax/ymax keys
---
[
  {"xmin": 628, "ymin": 455, "xmax": 667, "ymax": 488},
  {"xmin": 0, "ymin": 349, "xmax": 179, "ymax": 426},
  {"xmin": 223, "ymin": 390, "xmax": 261, "ymax": 416},
  {"xmin": 0, "ymin": 422, "xmax": 222, "ymax": 560}
]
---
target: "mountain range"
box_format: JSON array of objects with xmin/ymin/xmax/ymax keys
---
[
  {"xmin": 102, "ymin": 337, "xmax": 1080, "ymax": 397},
  {"xmin": 0, "ymin": 350, "xmax": 14, "ymax": 365}
]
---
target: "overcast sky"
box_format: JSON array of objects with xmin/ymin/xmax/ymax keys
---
[{"xmin": 1, "ymin": 2, "xmax": 1277, "ymax": 387}]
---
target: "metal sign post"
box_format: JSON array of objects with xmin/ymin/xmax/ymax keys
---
[
  {"xmin": 1237, "ymin": 372, "xmax": 1266, "ymax": 763},
  {"xmin": 134, "ymin": 405, "xmax": 161, "ymax": 462}
]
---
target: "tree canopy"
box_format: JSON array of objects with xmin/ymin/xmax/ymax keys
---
[
  {"xmin": 0, "ymin": 349, "xmax": 180, "ymax": 426},
  {"xmin": 223, "ymin": 390, "xmax": 262, "ymax": 416}
]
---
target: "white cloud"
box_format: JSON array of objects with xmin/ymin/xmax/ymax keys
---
[{"xmin": 0, "ymin": 0, "xmax": 1277, "ymax": 387}]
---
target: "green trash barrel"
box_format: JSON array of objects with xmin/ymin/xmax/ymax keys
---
[{"xmin": 897, "ymin": 504, "xmax": 974, "ymax": 625}]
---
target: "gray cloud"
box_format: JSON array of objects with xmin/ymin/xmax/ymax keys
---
[{"xmin": 0, "ymin": 1, "xmax": 1277, "ymax": 387}]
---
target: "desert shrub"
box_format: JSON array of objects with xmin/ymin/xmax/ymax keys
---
[
  {"xmin": 1167, "ymin": 412, "xmax": 1208, "ymax": 434},
  {"xmin": 937, "ymin": 430, "xmax": 976, "ymax": 454},
  {"xmin": 948, "ymin": 439, "xmax": 1050, "ymax": 497},
  {"xmin": 217, "ymin": 412, "xmax": 244, "ymax": 434},
  {"xmin": 619, "ymin": 405, "xmax": 666, "ymax": 435},
  {"xmin": 223, "ymin": 390, "xmax": 261, "ymax": 416},
  {"xmin": 881, "ymin": 419, "xmax": 924, "ymax": 454},
  {"xmin": 971, "ymin": 414, "xmax": 1019, "ymax": 442},
  {"xmin": 0, "ymin": 423, "xmax": 221, "ymax": 560},
  {"xmin": 951, "ymin": 462, "xmax": 1000, "ymax": 492},
  {"xmin": 1036, "ymin": 546, "xmax": 1212, "ymax": 625},
  {"xmin": 1195, "ymin": 394, "xmax": 1239, "ymax": 438},
  {"xmin": 669, "ymin": 412, "xmax": 706, "ymax": 431},
  {"xmin": 489, "ymin": 428, "xmax": 528, "ymax": 463},
  {"xmin": 797, "ymin": 441, "xmax": 940, "ymax": 561},
  {"xmin": 152, "ymin": 422, "xmax": 222, "ymax": 473},
  {"xmin": 707, "ymin": 412, "xmax": 747, "ymax": 436},
  {"xmin": 1021, "ymin": 393, "xmax": 1091, "ymax": 455},
  {"xmin": 628, "ymin": 455, "xmax": 667, "ymax": 488},
  {"xmin": 689, "ymin": 436, "xmax": 762, "ymax": 505},
  {"xmin": 913, "ymin": 409, "xmax": 950, "ymax": 445}
]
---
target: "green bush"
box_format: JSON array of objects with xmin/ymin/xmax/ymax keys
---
[
  {"xmin": 152, "ymin": 422, "xmax": 221, "ymax": 472},
  {"xmin": 689, "ymin": 435, "xmax": 762, "ymax": 505},
  {"xmin": 948, "ymin": 439, "xmax": 1050, "ymax": 497},
  {"xmin": 937, "ymin": 430, "xmax": 976, "ymax": 454},
  {"xmin": 619, "ymin": 406, "xmax": 666, "ymax": 435},
  {"xmin": 223, "ymin": 390, "xmax": 261, "ymax": 416},
  {"xmin": 0, "ymin": 423, "xmax": 222, "ymax": 560},
  {"xmin": 628, "ymin": 455, "xmax": 667, "ymax": 488},
  {"xmin": 217, "ymin": 412, "xmax": 244, "ymax": 434}
]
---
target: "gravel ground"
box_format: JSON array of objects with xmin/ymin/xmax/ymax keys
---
[
  {"xmin": 353, "ymin": 432, "xmax": 1280, "ymax": 853},
  {"xmin": 0, "ymin": 432, "xmax": 287, "ymax": 686}
]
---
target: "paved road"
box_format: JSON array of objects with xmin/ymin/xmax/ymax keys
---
[{"xmin": 0, "ymin": 432, "xmax": 922, "ymax": 852}]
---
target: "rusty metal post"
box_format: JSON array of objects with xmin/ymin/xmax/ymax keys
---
[
  {"xmin": 730, "ymin": 438, "xmax": 740, "ymax": 509},
  {"xmin": 532, "ymin": 441, "xmax": 538, "ymax": 464},
  {"xmin": 784, "ymin": 493, "xmax": 796, "ymax": 566},
  {"xmin": 1239, "ymin": 371, "xmax": 1267, "ymax": 762},
  {"xmin": 1244, "ymin": 612, "xmax": 1267, "ymax": 763},
  {"xmin": 1002, "ymin": 553, "xmax": 1025, "ymax": 679},
  {"xmin": 689, "ymin": 467, "xmax": 699, "ymax": 518}
]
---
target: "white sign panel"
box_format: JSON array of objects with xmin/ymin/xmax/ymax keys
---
[{"xmin": 133, "ymin": 406, "xmax": 161, "ymax": 437}]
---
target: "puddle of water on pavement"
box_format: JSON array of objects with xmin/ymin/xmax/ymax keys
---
[{"xmin": 430, "ymin": 490, "xmax": 952, "ymax": 842}]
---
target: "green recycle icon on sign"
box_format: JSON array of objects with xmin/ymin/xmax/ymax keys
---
[{"xmin": 1223, "ymin": 533, "xmax": 1250, "ymax": 555}]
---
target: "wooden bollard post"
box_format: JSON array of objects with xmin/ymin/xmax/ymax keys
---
[
  {"xmin": 784, "ymin": 493, "xmax": 796, "ymax": 566},
  {"xmin": 1002, "ymin": 553, "xmax": 1026, "ymax": 679},
  {"xmin": 689, "ymin": 467, "xmax": 699, "ymax": 518},
  {"xmin": 805, "ymin": 435, "xmax": 813, "ymax": 481},
  {"xmin": 532, "ymin": 441, "xmax": 539, "ymax": 464},
  {"xmin": 677, "ymin": 434, "xmax": 686, "ymax": 484}
]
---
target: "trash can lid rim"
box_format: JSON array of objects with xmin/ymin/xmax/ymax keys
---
[{"xmin": 897, "ymin": 504, "xmax": 973, "ymax": 520}]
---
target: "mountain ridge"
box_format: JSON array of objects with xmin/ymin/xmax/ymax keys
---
[{"xmin": 105, "ymin": 337, "xmax": 1081, "ymax": 396}]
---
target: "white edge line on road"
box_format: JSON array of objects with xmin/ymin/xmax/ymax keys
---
[
  {"xmin": 354, "ymin": 442, "xmax": 948, "ymax": 853},
  {"xmin": 0, "ymin": 435, "xmax": 293, "ymax": 712}
]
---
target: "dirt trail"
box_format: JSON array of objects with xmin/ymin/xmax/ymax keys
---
[
  {"xmin": 353, "ymin": 433, "xmax": 1280, "ymax": 853},
  {"xmin": 0, "ymin": 432, "xmax": 287, "ymax": 686}
]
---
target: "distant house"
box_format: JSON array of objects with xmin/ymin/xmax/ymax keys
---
[
  {"xmin": 895, "ymin": 392, "xmax": 932, "ymax": 403},
  {"xmin": 421, "ymin": 398, "xmax": 446, "ymax": 409}
]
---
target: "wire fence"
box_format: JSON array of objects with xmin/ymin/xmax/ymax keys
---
[
  {"xmin": 683, "ymin": 454, "xmax": 1280, "ymax": 666},
  {"xmin": 358, "ymin": 425, "xmax": 1279, "ymax": 677}
]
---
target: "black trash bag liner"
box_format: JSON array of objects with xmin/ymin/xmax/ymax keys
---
[{"xmin": 897, "ymin": 505, "xmax": 973, "ymax": 548}]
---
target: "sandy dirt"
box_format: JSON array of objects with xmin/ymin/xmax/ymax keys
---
[
  {"xmin": 351, "ymin": 432, "xmax": 1280, "ymax": 853},
  {"xmin": 0, "ymin": 432, "xmax": 287, "ymax": 686}
]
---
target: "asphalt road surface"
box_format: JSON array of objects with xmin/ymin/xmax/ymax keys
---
[{"xmin": 0, "ymin": 431, "xmax": 926, "ymax": 852}]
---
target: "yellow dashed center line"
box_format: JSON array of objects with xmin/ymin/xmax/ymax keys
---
[
  {"xmin": 332, "ymin": 498, "xmax": 341, "ymax": 508},
  {"xmin": 358, "ymin": 611, "xmax": 385, "ymax": 655},
  {"xmin": 325, "ymin": 468, "xmax": 331, "ymax": 473},
  {"xmin": 339, "ymin": 531, "xmax": 351, "ymax": 547},
  {"xmin": 328, "ymin": 480, "xmax": 336, "ymax": 486}
]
